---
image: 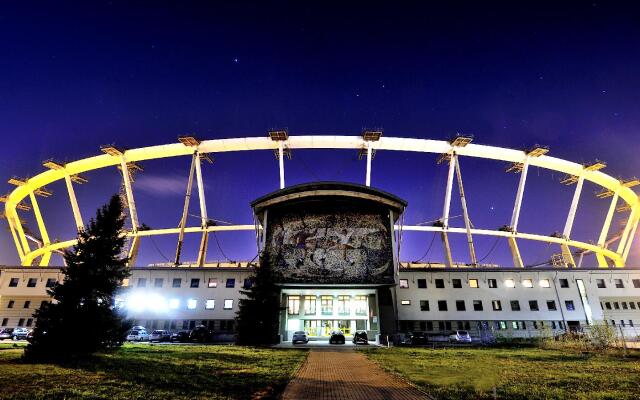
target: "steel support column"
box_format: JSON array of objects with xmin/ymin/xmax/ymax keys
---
[
  {"xmin": 29, "ymin": 192, "xmax": 51, "ymax": 266},
  {"xmin": 454, "ymin": 155, "xmax": 478, "ymax": 265},
  {"xmin": 617, "ymin": 206, "xmax": 638, "ymax": 255},
  {"xmin": 365, "ymin": 141, "xmax": 373, "ymax": 187},
  {"xmin": 64, "ymin": 174, "xmax": 84, "ymax": 231},
  {"xmin": 195, "ymin": 153, "xmax": 209, "ymax": 266},
  {"xmin": 278, "ymin": 141, "xmax": 285, "ymax": 189},
  {"xmin": 623, "ymin": 214, "xmax": 639, "ymax": 262},
  {"xmin": 440, "ymin": 154, "xmax": 457, "ymax": 268},
  {"xmin": 6, "ymin": 213, "xmax": 24, "ymax": 261},
  {"xmin": 596, "ymin": 192, "xmax": 619, "ymax": 267},
  {"xmin": 563, "ymin": 175, "xmax": 584, "ymax": 239},
  {"xmin": 174, "ymin": 153, "xmax": 197, "ymax": 265},
  {"xmin": 128, "ymin": 236, "xmax": 141, "ymax": 267},
  {"xmin": 508, "ymin": 236, "xmax": 524, "ymax": 268},
  {"xmin": 119, "ymin": 157, "xmax": 139, "ymax": 231},
  {"xmin": 510, "ymin": 158, "xmax": 529, "ymax": 231}
]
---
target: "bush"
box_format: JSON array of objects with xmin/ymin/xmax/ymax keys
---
[{"xmin": 587, "ymin": 324, "xmax": 618, "ymax": 350}]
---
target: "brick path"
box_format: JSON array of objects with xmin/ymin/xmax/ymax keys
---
[{"xmin": 282, "ymin": 349, "xmax": 430, "ymax": 400}]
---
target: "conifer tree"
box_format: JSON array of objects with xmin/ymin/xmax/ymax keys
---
[
  {"xmin": 24, "ymin": 195, "xmax": 131, "ymax": 360},
  {"xmin": 236, "ymin": 253, "xmax": 282, "ymax": 345}
]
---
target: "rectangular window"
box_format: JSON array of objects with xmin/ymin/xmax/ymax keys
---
[
  {"xmin": 504, "ymin": 279, "xmax": 515, "ymax": 288},
  {"xmin": 623, "ymin": 302, "xmax": 629, "ymax": 309},
  {"xmin": 18, "ymin": 318, "xmax": 24, "ymax": 327},
  {"xmin": 529, "ymin": 300, "xmax": 539, "ymax": 311},
  {"xmin": 605, "ymin": 302, "xmax": 612, "ymax": 310},
  {"xmin": 226, "ymin": 279, "xmax": 235, "ymax": 288},
  {"xmin": 205, "ymin": 300, "xmax": 215, "ymax": 309},
  {"xmin": 190, "ymin": 278, "xmax": 200, "ymax": 288},
  {"xmin": 565, "ymin": 300, "xmax": 575, "ymax": 311},
  {"xmin": 633, "ymin": 279, "xmax": 640, "ymax": 288},
  {"xmin": 288, "ymin": 296, "xmax": 300, "ymax": 315},
  {"xmin": 420, "ymin": 300, "xmax": 429, "ymax": 311},
  {"xmin": 172, "ymin": 278, "xmax": 182, "ymax": 288},
  {"xmin": 488, "ymin": 279, "xmax": 497, "ymax": 288},
  {"xmin": 24, "ymin": 301, "xmax": 31, "ymax": 309},
  {"xmin": 8, "ymin": 278, "xmax": 19, "ymax": 287},
  {"xmin": 510, "ymin": 300, "xmax": 521, "ymax": 311},
  {"xmin": 469, "ymin": 279, "xmax": 479, "ymax": 288},
  {"xmin": 547, "ymin": 300, "xmax": 557, "ymax": 311},
  {"xmin": 492, "ymin": 300, "xmax": 502, "ymax": 311},
  {"xmin": 456, "ymin": 300, "xmax": 466, "ymax": 311},
  {"xmin": 522, "ymin": 279, "xmax": 533, "ymax": 288},
  {"xmin": 452, "ymin": 279, "xmax": 462, "ymax": 288},
  {"xmin": 40, "ymin": 300, "xmax": 48, "ymax": 308},
  {"xmin": 208, "ymin": 278, "xmax": 218, "ymax": 288},
  {"xmin": 438, "ymin": 300, "xmax": 448, "ymax": 311},
  {"xmin": 615, "ymin": 279, "xmax": 624, "ymax": 288},
  {"xmin": 187, "ymin": 299, "xmax": 197, "ymax": 309},
  {"xmin": 596, "ymin": 279, "xmax": 606, "ymax": 288},
  {"xmin": 417, "ymin": 279, "xmax": 427, "ymax": 288},
  {"xmin": 243, "ymin": 279, "xmax": 253, "ymax": 289},
  {"xmin": 473, "ymin": 300, "xmax": 483, "ymax": 311},
  {"xmin": 224, "ymin": 299, "xmax": 233, "ymax": 310},
  {"xmin": 631, "ymin": 302, "xmax": 637, "ymax": 310},
  {"xmin": 533, "ymin": 321, "xmax": 538, "ymax": 329},
  {"xmin": 351, "ymin": 295, "xmax": 366, "ymax": 315},
  {"xmin": 7, "ymin": 300, "xmax": 14, "ymax": 309},
  {"xmin": 337, "ymin": 295, "xmax": 350, "ymax": 315},
  {"xmin": 401, "ymin": 300, "xmax": 411, "ymax": 305},
  {"xmin": 154, "ymin": 278, "xmax": 164, "ymax": 288},
  {"xmin": 122, "ymin": 278, "xmax": 130, "ymax": 287},
  {"xmin": 321, "ymin": 296, "xmax": 333, "ymax": 315},
  {"xmin": 1, "ymin": 318, "xmax": 7, "ymax": 326},
  {"xmin": 630, "ymin": 320, "xmax": 634, "ymax": 327},
  {"xmin": 305, "ymin": 296, "xmax": 317, "ymax": 315},
  {"xmin": 27, "ymin": 278, "xmax": 37, "ymax": 288},
  {"xmin": 539, "ymin": 279, "xmax": 550, "ymax": 288},
  {"xmin": 137, "ymin": 278, "xmax": 147, "ymax": 288},
  {"xmin": 499, "ymin": 321, "xmax": 507, "ymax": 330},
  {"xmin": 45, "ymin": 278, "xmax": 57, "ymax": 288},
  {"xmin": 435, "ymin": 279, "xmax": 445, "ymax": 288},
  {"xmin": 399, "ymin": 279, "xmax": 409, "ymax": 288},
  {"xmin": 512, "ymin": 321, "xmax": 519, "ymax": 330},
  {"xmin": 614, "ymin": 302, "xmax": 620, "ymax": 310},
  {"xmin": 621, "ymin": 320, "xmax": 626, "ymax": 327},
  {"xmin": 559, "ymin": 279, "xmax": 569, "ymax": 288}
]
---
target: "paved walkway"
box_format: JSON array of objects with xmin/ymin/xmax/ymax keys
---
[{"xmin": 282, "ymin": 348, "xmax": 430, "ymax": 400}]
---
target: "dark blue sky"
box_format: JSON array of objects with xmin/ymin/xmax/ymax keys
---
[{"xmin": 1, "ymin": 1, "xmax": 639, "ymax": 267}]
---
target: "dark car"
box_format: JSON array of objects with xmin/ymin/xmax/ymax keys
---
[
  {"xmin": 189, "ymin": 326, "xmax": 212, "ymax": 343},
  {"xmin": 170, "ymin": 331, "xmax": 190, "ymax": 343},
  {"xmin": 0, "ymin": 328, "xmax": 14, "ymax": 340},
  {"xmin": 352, "ymin": 330, "xmax": 368, "ymax": 345},
  {"xmin": 329, "ymin": 330, "xmax": 345, "ymax": 344},
  {"xmin": 149, "ymin": 330, "xmax": 171, "ymax": 342},
  {"xmin": 405, "ymin": 332, "xmax": 428, "ymax": 345}
]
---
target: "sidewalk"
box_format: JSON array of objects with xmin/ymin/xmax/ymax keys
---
[{"xmin": 282, "ymin": 349, "xmax": 430, "ymax": 400}]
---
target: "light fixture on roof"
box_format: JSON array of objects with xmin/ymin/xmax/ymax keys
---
[
  {"xmin": 8, "ymin": 177, "xmax": 27, "ymax": 186},
  {"xmin": 100, "ymin": 145, "xmax": 124, "ymax": 156},
  {"xmin": 178, "ymin": 135, "xmax": 201, "ymax": 147},
  {"xmin": 585, "ymin": 159, "xmax": 606, "ymax": 171},
  {"xmin": 70, "ymin": 174, "xmax": 89, "ymax": 184},
  {"xmin": 622, "ymin": 177, "xmax": 640, "ymax": 188},
  {"xmin": 436, "ymin": 153, "xmax": 452, "ymax": 164},
  {"xmin": 117, "ymin": 162, "xmax": 143, "ymax": 172},
  {"xmin": 617, "ymin": 204, "xmax": 632, "ymax": 213},
  {"xmin": 449, "ymin": 134, "xmax": 473, "ymax": 147},
  {"xmin": 199, "ymin": 153, "xmax": 214, "ymax": 164},
  {"xmin": 362, "ymin": 129, "xmax": 383, "ymax": 142},
  {"xmin": 0, "ymin": 196, "xmax": 32, "ymax": 212},
  {"xmin": 505, "ymin": 162, "xmax": 524, "ymax": 173},
  {"xmin": 560, "ymin": 174, "xmax": 578, "ymax": 185},
  {"xmin": 358, "ymin": 147, "xmax": 376, "ymax": 160},
  {"xmin": 595, "ymin": 188, "xmax": 614, "ymax": 199},
  {"xmin": 34, "ymin": 187, "xmax": 53, "ymax": 197},
  {"xmin": 526, "ymin": 144, "xmax": 549, "ymax": 157},
  {"xmin": 268, "ymin": 129, "xmax": 289, "ymax": 141},
  {"xmin": 42, "ymin": 159, "xmax": 65, "ymax": 170}
]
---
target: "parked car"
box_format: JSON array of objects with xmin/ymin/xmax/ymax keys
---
[
  {"xmin": 126, "ymin": 329, "xmax": 149, "ymax": 342},
  {"xmin": 0, "ymin": 328, "xmax": 14, "ymax": 340},
  {"xmin": 449, "ymin": 330, "xmax": 472, "ymax": 343},
  {"xmin": 292, "ymin": 331, "xmax": 309, "ymax": 344},
  {"xmin": 12, "ymin": 328, "xmax": 30, "ymax": 340},
  {"xmin": 189, "ymin": 326, "xmax": 212, "ymax": 343},
  {"xmin": 170, "ymin": 331, "xmax": 190, "ymax": 343},
  {"xmin": 329, "ymin": 330, "xmax": 345, "ymax": 344},
  {"xmin": 352, "ymin": 330, "xmax": 369, "ymax": 345},
  {"xmin": 149, "ymin": 330, "xmax": 171, "ymax": 342},
  {"xmin": 404, "ymin": 331, "xmax": 428, "ymax": 345}
]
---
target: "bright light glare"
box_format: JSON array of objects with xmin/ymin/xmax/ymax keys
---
[
  {"xmin": 169, "ymin": 298, "xmax": 180, "ymax": 309},
  {"xmin": 187, "ymin": 299, "xmax": 197, "ymax": 309},
  {"xmin": 539, "ymin": 279, "xmax": 550, "ymax": 288},
  {"xmin": 126, "ymin": 292, "xmax": 172, "ymax": 312},
  {"xmin": 504, "ymin": 279, "xmax": 515, "ymax": 288}
]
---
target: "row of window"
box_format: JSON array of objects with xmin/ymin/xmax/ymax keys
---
[
  {"xmin": 400, "ymin": 319, "xmax": 568, "ymax": 332},
  {"xmin": 5, "ymin": 300, "xmax": 48, "ymax": 309},
  {"xmin": 596, "ymin": 279, "xmax": 637, "ymax": 289},
  {"xmin": 399, "ymin": 278, "xmax": 640, "ymax": 290},
  {"xmin": 1, "ymin": 317, "xmax": 34, "ymax": 327},
  {"xmin": 126, "ymin": 277, "xmax": 251, "ymax": 289},
  {"xmin": 601, "ymin": 301, "xmax": 640, "ymax": 311},
  {"xmin": 132, "ymin": 319, "xmax": 236, "ymax": 331},
  {"xmin": 129, "ymin": 298, "xmax": 234, "ymax": 311},
  {"xmin": 7, "ymin": 278, "xmax": 57, "ymax": 288},
  {"xmin": 401, "ymin": 299, "xmax": 577, "ymax": 312},
  {"xmin": 286, "ymin": 295, "xmax": 368, "ymax": 316}
]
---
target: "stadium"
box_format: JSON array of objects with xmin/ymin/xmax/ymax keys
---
[{"xmin": 1, "ymin": 132, "xmax": 640, "ymax": 343}]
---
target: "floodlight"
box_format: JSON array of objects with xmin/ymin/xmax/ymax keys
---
[
  {"xmin": 273, "ymin": 147, "xmax": 292, "ymax": 160},
  {"xmin": 100, "ymin": 145, "xmax": 123, "ymax": 156},
  {"xmin": 436, "ymin": 153, "xmax": 451, "ymax": 164},
  {"xmin": 622, "ymin": 177, "xmax": 640, "ymax": 188},
  {"xmin": 505, "ymin": 162, "xmax": 524, "ymax": 173},
  {"xmin": 449, "ymin": 134, "xmax": 473, "ymax": 147},
  {"xmin": 16, "ymin": 202, "xmax": 31, "ymax": 211},
  {"xmin": 42, "ymin": 159, "xmax": 65, "ymax": 170},
  {"xmin": 117, "ymin": 162, "xmax": 143, "ymax": 172},
  {"xmin": 70, "ymin": 174, "xmax": 88, "ymax": 184},
  {"xmin": 8, "ymin": 177, "xmax": 27, "ymax": 186},
  {"xmin": 34, "ymin": 187, "xmax": 53, "ymax": 197},
  {"xmin": 560, "ymin": 174, "xmax": 578, "ymax": 185},
  {"xmin": 199, "ymin": 153, "xmax": 214, "ymax": 164},
  {"xmin": 178, "ymin": 135, "xmax": 200, "ymax": 147},
  {"xmin": 585, "ymin": 159, "xmax": 606, "ymax": 171},
  {"xmin": 595, "ymin": 188, "xmax": 614, "ymax": 199},
  {"xmin": 268, "ymin": 129, "xmax": 289, "ymax": 141},
  {"xmin": 358, "ymin": 147, "xmax": 376, "ymax": 160},
  {"xmin": 617, "ymin": 204, "xmax": 631, "ymax": 213},
  {"xmin": 526, "ymin": 145, "xmax": 549, "ymax": 157},
  {"xmin": 362, "ymin": 129, "xmax": 383, "ymax": 141}
]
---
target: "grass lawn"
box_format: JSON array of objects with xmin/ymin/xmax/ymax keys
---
[
  {"xmin": 361, "ymin": 346, "xmax": 640, "ymax": 400},
  {"xmin": 0, "ymin": 343, "xmax": 306, "ymax": 400}
]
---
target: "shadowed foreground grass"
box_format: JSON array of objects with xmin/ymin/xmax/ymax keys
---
[
  {"xmin": 361, "ymin": 346, "xmax": 640, "ymax": 400},
  {"xmin": 0, "ymin": 343, "xmax": 306, "ymax": 400}
]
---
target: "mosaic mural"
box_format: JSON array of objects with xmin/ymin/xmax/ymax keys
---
[{"xmin": 265, "ymin": 206, "xmax": 395, "ymax": 284}]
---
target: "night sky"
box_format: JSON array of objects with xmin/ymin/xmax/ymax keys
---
[{"xmin": 1, "ymin": 1, "xmax": 639, "ymax": 268}]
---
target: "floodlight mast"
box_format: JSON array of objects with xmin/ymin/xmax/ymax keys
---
[{"xmin": 362, "ymin": 129, "xmax": 382, "ymax": 186}]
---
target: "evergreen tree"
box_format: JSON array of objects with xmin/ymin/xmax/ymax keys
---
[
  {"xmin": 24, "ymin": 195, "xmax": 131, "ymax": 360},
  {"xmin": 236, "ymin": 253, "xmax": 282, "ymax": 345}
]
